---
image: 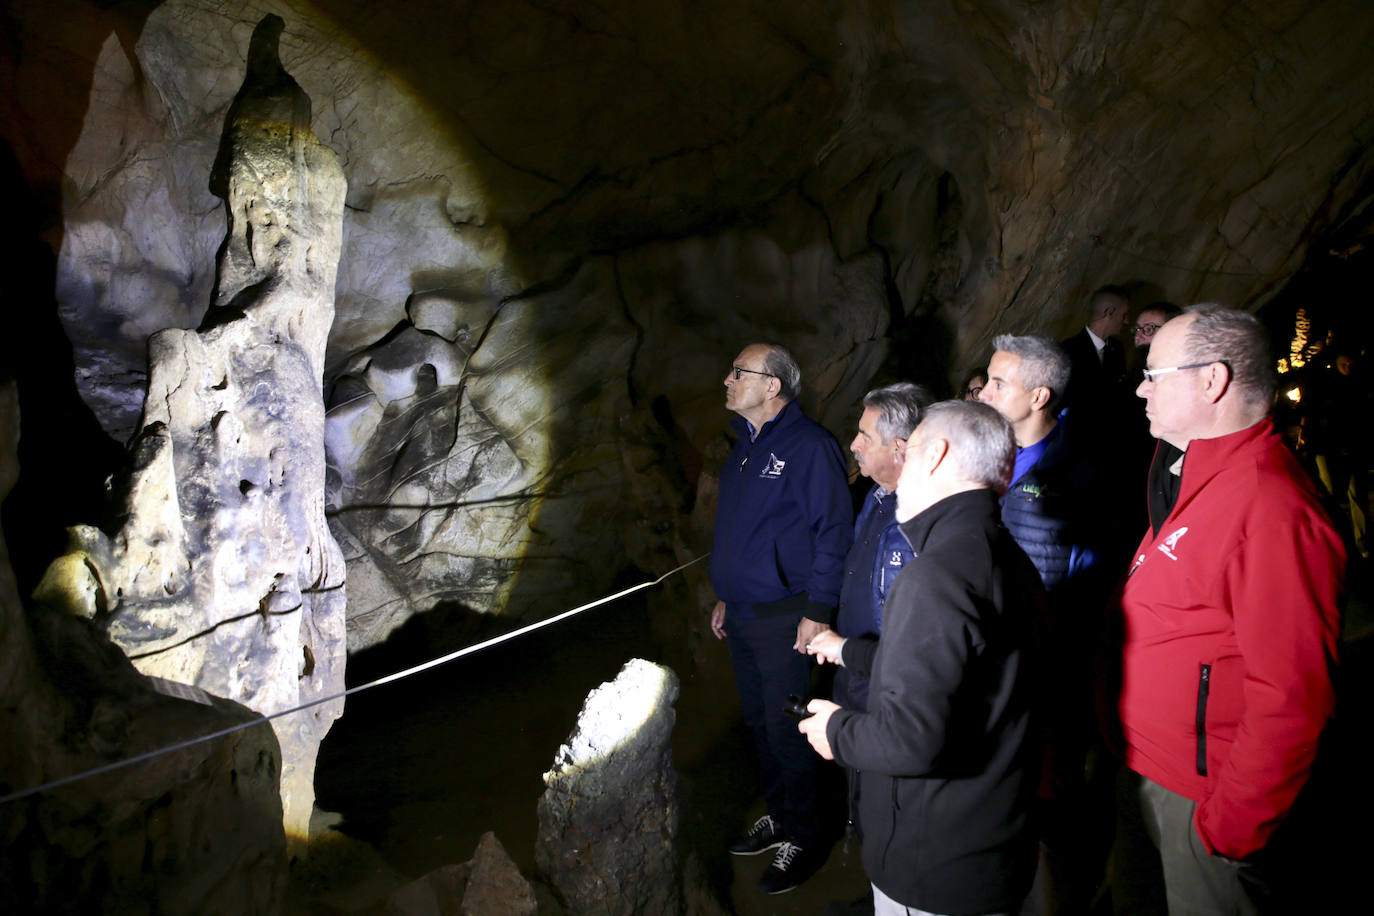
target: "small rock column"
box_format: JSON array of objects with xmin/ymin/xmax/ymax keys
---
[{"xmin": 536, "ymin": 657, "xmax": 682, "ymax": 915}]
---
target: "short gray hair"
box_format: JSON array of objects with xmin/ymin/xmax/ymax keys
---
[
  {"xmin": 759, "ymin": 343, "xmax": 803, "ymax": 401},
  {"xmin": 863, "ymin": 382, "xmax": 935, "ymax": 443},
  {"xmin": 1180, "ymin": 305, "xmax": 1276, "ymax": 409},
  {"xmin": 916, "ymin": 400, "xmax": 1016, "ymax": 496},
  {"xmin": 991, "ymin": 334, "xmax": 1071, "ymax": 412}
]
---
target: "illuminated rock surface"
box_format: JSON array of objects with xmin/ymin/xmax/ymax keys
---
[
  {"xmin": 0, "ymin": 383, "xmax": 289, "ymax": 913},
  {"xmin": 536, "ymin": 658, "xmax": 683, "ymax": 915},
  {"xmin": 31, "ymin": 15, "xmax": 349, "ymax": 843}
]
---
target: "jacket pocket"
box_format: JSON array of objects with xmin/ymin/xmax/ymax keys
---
[{"xmin": 1195, "ymin": 663, "xmax": 1211, "ymax": 776}]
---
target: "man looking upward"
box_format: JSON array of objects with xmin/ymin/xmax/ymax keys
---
[{"xmin": 710, "ymin": 342, "xmax": 853, "ymax": 894}]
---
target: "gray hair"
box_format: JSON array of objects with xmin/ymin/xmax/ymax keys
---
[
  {"xmin": 991, "ymin": 334, "xmax": 1072, "ymax": 412},
  {"xmin": 916, "ymin": 400, "xmax": 1016, "ymax": 496},
  {"xmin": 863, "ymin": 382, "xmax": 935, "ymax": 443},
  {"xmin": 1180, "ymin": 305, "xmax": 1276, "ymax": 409},
  {"xmin": 759, "ymin": 343, "xmax": 803, "ymax": 401}
]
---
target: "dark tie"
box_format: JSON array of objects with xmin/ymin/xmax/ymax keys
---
[{"xmin": 1102, "ymin": 338, "xmax": 1126, "ymax": 385}]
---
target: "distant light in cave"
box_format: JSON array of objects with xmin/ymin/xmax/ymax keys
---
[
  {"xmin": 1288, "ymin": 307, "xmax": 1312, "ymax": 370},
  {"xmin": 1285, "ymin": 386, "xmax": 1302, "ymax": 404}
]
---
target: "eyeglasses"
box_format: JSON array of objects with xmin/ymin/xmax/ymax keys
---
[
  {"xmin": 1132, "ymin": 323, "xmax": 1162, "ymax": 337},
  {"xmin": 965, "ymin": 385, "xmax": 983, "ymax": 399},
  {"xmin": 731, "ymin": 365, "xmax": 775, "ymax": 380},
  {"xmin": 1140, "ymin": 359, "xmax": 1229, "ymax": 382}
]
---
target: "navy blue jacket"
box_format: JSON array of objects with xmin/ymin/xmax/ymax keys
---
[
  {"xmin": 1000, "ymin": 415, "xmax": 1099, "ymax": 594},
  {"xmin": 834, "ymin": 484, "xmax": 913, "ymax": 710},
  {"xmin": 710, "ymin": 399, "xmax": 853, "ymax": 623}
]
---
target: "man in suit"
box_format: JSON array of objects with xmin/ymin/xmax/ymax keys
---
[{"xmin": 1061, "ymin": 285, "xmax": 1131, "ymax": 415}]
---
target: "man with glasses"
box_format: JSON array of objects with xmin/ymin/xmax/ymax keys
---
[
  {"xmin": 1131, "ymin": 302, "xmax": 1182, "ymax": 351},
  {"xmin": 710, "ymin": 342, "xmax": 853, "ymax": 894},
  {"xmin": 1128, "ymin": 301, "xmax": 1182, "ymax": 389},
  {"xmin": 1112, "ymin": 306, "xmax": 1345, "ymax": 914}
]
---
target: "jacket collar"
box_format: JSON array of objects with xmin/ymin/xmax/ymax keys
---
[
  {"xmin": 731, "ymin": 397, "xmax": 801, "ymax": 442},
  {"xmin": 897, "ymin": 487, "xmax": 1002, "ymax": 554},
  {"xmin": 1179, "ymin": 416, "xmax": 1276, "ymax": 482},
  {"xmin": 1158, "ymin": 417, "xmax": 1278, "ymax": 530}
]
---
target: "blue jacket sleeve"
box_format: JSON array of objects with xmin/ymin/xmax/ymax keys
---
[{"xmin": 801, "ymin": 434, "xmax": 854, "ymax": 622}]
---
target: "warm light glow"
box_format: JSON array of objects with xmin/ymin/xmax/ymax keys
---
[
  {"xmin": 1285, "ymin": 387, "xmax": 1301, "ymax": 404},
  {"xmin": 1289, "ymin": 308, "xmax": 1311, "ymax": 370}
]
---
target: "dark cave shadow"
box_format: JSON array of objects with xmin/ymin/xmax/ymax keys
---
[
  {"xmin": 1, "ymin": 3, "xmax": 164, "ymax": 593},
  {"xmin": 314, "ymin": 573, "xmax": 698, "ymax": 868},
  {"xmin": 312, "ymin": 565, "xmax": 857, "ymax": 909},
  {"xmin": 0, "ymin": 137, "xmax": 128, "ymax": 596}
]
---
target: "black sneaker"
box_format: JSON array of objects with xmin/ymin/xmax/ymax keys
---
[
  {"xmin": 758, "ymin": 841, "xmax": 820, "ymax": 894},
  {"xmin": 728, "ymin": 815, "xmax": 784, "ymax": 856}
]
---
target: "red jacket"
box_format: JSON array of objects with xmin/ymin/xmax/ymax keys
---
[{"xmin": 1117, "ymin": 418, "xmax": 1344, "ymax": 859}]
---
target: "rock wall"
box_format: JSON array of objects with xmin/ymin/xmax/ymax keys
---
[
  {"xmin": 3, "ymin": 0, "xmax": 1372, "ymax": 648},
  {"xmin": 30, "ymin": 14, "xmax": 349, "ymax": 843}
]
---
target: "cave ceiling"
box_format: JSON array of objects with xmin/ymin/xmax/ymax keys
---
[{"xmin": 3, "ymin": 0, "xmax": 1373, "ymax": 638}]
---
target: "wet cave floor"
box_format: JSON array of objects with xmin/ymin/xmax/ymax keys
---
[{"xmin": 288, "ymin": 586, "xmax": 869, "ymax": 915}]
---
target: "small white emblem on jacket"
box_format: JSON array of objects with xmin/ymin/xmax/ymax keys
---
[
  {"xmin": 761, "ymin": 453, "xmax": 786, "ymax": 478},
  {"xmin": 1157, "ymin": 526, "xmax": 1189, "ymax": 560}
]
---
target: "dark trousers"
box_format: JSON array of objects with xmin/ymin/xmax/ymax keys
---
[{"xmin": 724, "ymin": 611, "xmax": 820, "ymax": 846}]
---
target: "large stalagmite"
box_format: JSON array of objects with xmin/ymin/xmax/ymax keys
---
[{"xmin": 37, "ymin": 14, "xmax": 348, "ymax": 841}]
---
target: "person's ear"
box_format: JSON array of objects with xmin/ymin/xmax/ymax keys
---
[
  {"xmin": 1200, "ymin": 361, "xmax": 1231, "ymax": 404},
  {"xmin": 925, "ymin": 437, "xmax": 950, "ymax": 473},
  {"xmin": 1030, "ymin": 385, "xmax": 1053, "ymax": 412}
]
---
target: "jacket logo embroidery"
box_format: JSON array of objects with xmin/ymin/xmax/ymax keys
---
[
  {"xmin": 760, "ymin": 453, "xmax": 786, "ymax": 478},
  {"xmin": 1157, "ymin": 526, "xmax": 1189, "ymax": 561},
  {"xmin": 888, "ymin": 551, "xmax": 905, "ymax": 566}
]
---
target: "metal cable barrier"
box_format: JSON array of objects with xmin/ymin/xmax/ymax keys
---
[{"xmin": 0, "ymin": 553, "xmax": 709, "ymax": 806}]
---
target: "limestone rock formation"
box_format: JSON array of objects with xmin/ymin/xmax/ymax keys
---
[
  {"xmin": 0, "ymin": 382, "xmax": 289, "ymax": 913},
  {"xmin": 33, "ymin": 14, "xmax": 349, "ymax": 843},
  {"xmin": 536, "ymin": 658, "xmax": 681, "ymax": 915}
]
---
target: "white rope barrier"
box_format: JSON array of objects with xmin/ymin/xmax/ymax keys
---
[{"xmin": 0, "ymin": 553, "xmax": 709, "ymax": 806}]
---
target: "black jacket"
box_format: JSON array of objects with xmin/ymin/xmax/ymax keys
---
[{"xmin": 827, "ymin": 488, "xmax": 1044, "ymax": 915}]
